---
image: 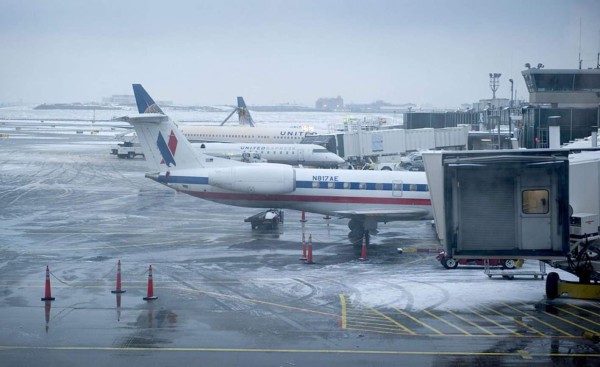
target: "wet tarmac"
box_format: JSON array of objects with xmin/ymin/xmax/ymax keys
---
[{"xmin": 1, "ymin": 120, "xmax": 599, "ymax": 366}]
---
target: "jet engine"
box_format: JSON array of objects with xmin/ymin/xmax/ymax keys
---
[{"xmin": 208, "ymin": 164, "xmax": 296, "ymax": 194}]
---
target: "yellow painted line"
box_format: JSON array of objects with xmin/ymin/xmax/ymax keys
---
[
  {"xmin": 447, "ymin": 310, "xmax": 495, "ymax": 336},
  {"xmin": 339, "ymin": 294, "xmax": 347, "ymax": 329},
  {"xmin": 484, "ymin": 306, "xmax": 545, "ymax": 337},
  {"xmin": 178, "ymin": 286, "xmax": 339, "ymax": 319},
  {"xmin": 1, "ymin": 345, "xmax": 598, "ymax": 359},
  {"xmin": 539, "ymin": 310, "xmax": 599, "ymax": 335},
  {"xmin": 423, "ymin": 310, "xmax": 472, "ymax": 335},
  {"xmin": 344, "ymin": 327, "xmax": 408, "ymax": 335},
  {"xmin": 368, "ymin": 308, "xmax": 416, "ymax": 335},
  {"xmin": 568, "ymin": 303, "xmax": 600, "ymax": 318},
  {"xmin": 518, "ymin": 349, "xmax": 533, "ymax": 360},
  {"xmin": 0, "ymin": 345, "xmax": 570, "ymax": 357},
  {"xmin": 552, "ymin": 305, "xmax": 600, "ymax": 329},
  {"xmin": 470, "ymin": 309, "xmax": 521, "ymax": 336},
  {"xmin": 394, "ymin": 308, "xmax": 442, "ymax": 335},
  {"xmin": 503, "ymin": 303, "xmax": 573, "ymax": 337},
  {"xmin": 345, "ymin": 313, "xmax": 396, "ymax": 322}
]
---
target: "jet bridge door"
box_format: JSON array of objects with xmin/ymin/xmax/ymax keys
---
[{"xmin": 518, "ymin": 173, "xmax": 554, "ymax": 250}]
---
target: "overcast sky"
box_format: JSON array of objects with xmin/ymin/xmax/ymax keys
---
[{"xmin": 1, "ymin": 0, "xmax": 599, "ymax": 108}]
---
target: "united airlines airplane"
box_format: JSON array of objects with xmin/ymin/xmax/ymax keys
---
[
  {"xmin": 122, "ymin": 84, "xmax": 432, "ymax": 242},
  {"xmin": 180, "ymin": 95, "xmax": 316, "ymax": 144},
  {"xmin": 193, "ymin": 142, "xmax": 345, "ymax": 167}
]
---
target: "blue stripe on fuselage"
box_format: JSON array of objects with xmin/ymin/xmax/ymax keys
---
[{"xmin": 156, "ymin": 175, "xmax": 428, "ymax": 192}]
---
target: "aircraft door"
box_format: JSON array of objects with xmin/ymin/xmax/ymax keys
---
[
  {"xmin": 519, "ymin": 186, "xmax": 552, "ymax": 249},
  {"xmin": 392, "ymin": 180, "xmax": 403, "ymax": 197},
  {"xmin": 298, "ymin": 148, "xmax": 305, "ymax": 163}
]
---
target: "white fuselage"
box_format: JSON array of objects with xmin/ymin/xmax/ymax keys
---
[
  {"xmin": 150, "ymin": 167, "xmax": 432, "ymax": 221},
  {"xmin": 180, "ymin": 125, "xmax": 318, "ymax": 144},
  {"xmin": 191, "ymin": 142, "xmax": 344, "ymax": 167}
]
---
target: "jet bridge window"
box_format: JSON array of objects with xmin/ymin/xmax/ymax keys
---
[{"xmin": 522, "ymin": 189, "xmax": 549, "ymax": 214}]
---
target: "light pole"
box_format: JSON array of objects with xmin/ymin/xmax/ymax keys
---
[
  {"xmin": 489, "ymin": 73, "xmax": 502, "ymax": 100},
  {"xmin": 509, "ymin": 79, "xmax": 514, "ymax": 108}
]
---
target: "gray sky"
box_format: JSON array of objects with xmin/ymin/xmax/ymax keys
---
[{"xmin": 1, "ymin": 0, "xmax": 599, "ymax": 108}]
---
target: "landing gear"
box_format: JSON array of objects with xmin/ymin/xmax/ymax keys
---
[{"xmin": 348, "ymin": 218, "xmax": 365, "ymax": 243}]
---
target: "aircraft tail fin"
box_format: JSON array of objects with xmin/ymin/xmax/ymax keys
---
[
  {"xmin": 133, "ymin": 84, "xmax": 164, "ymax": 114},
  {"xmin": 237, "ymin": 97, "xmax": 255, "ymax": 127},
  {"xmin": 121, "ymin": 84, "xmax": 240, "ymax": 171}
]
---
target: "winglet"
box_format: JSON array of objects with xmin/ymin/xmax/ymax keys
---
[{"xmin": 133, "ymin": 84, "xmax": 164, "ymax": 114}]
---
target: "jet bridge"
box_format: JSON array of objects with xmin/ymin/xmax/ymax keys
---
[
  {"xmin": 423, "ymin": 150, "xmax": 570, "ymax": 259},
  {"xmin": 424, "ymin": 149, "xmax": 600, "ymax": 300}
]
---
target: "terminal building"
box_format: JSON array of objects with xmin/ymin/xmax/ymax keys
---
[{"xmin": 401, "ymin": 65, "xmax": 600, "ymax": 149}]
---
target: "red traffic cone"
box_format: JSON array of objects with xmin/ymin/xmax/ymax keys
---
[
  {"xmin": 305, "ymin": 234, "xmax": 314, "ymax": 264},
  {"xmin": 359, "ymin": 235, "xmax": 367, "ymax": 261},
  {"xmin": 300, "ymin": 233, "xmax": 307, "ymax": 260},
  {"xmin": 143, "ymin": 265, "xmax": 158, "ymax": 300},
  {"xmin": 111, "ymin": 260, "xmax": 126, "ymax": 294},
  {"xmin": 41, "ymin": 265, "xmax": 55, "ymax": 301}
]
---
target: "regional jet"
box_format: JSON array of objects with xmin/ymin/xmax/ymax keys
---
[{"xmin": 122, "ymin": 84, "xmax": 432, "ymax": 242}]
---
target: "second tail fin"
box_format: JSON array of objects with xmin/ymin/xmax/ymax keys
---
[
  {"xmin": 237, "ymin": 97, "xmax": 255, "ymax": 127},
  {"xmin": 133, "ymin": 84, "xmax": 164, "ymax": 114}
]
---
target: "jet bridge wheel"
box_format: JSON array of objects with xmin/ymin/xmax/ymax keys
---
[{"xmin": 441, "ymin": 257, "xmax": 459, "ymax": 269}]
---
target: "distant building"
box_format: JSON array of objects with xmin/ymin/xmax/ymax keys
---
[
  {"xmin": 102, "ymin": 94, "xmax": 172, "ymax": 107},
  {"xmin": 316, "ymin": 96, "xmax": 344, "ymax": 111},
  {"xmin": 102, "ymin": 94, "xmax": 136, "ymax": 105}
]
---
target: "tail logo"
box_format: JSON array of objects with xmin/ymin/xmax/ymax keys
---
[
  {"xmin": 144, "ymin": 104, "xmax": 162, "ymax": 114},
  {"xmin": 157, "ymin": 130, "xmax": 178, "ymax": 167}
]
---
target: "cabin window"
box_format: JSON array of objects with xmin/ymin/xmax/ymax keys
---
[
  {"xmin": 328, "ymin": 182, "xmax": 335, "ymax": 189},
  {"xmin": 312, "ymin": 181, "xmax": 319, "ymax": 188},
  {"xmin": 409, "ymin": 184, "xmax": 417, "ymax": 191},
  {"xmin": 343, "ymin": 182, "xmax": 350, "ymax": 189},
  {"xmin": 375, "ymin": 183, "xmax": 383, "ymax": 190},
  {"xmin": 359, "ymin": 183, "xmax": 367, "ymax": 190},
  {"xmin": 522, "ymin": 189, "xmax": 549, "ymax": 214}
]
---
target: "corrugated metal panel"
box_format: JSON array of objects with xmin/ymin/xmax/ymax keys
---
[
  {"xmin": 406, "ymin": 129, "xmax": 435, "ymax": 151},
  {"xmin": 457, "ymin": 171, "xmax": 516, "ymax": 251}
]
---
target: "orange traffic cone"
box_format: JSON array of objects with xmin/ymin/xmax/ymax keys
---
[
  {"xmin": 300, "ymin": 211, "xmax": 307, "ymax": 222},
  {"xmin": 111, "ymin": 260, "xmax": 126, "ymax": 294},
  {"xmin": 359, "ymin": 235, "xmax": 367, "ymax": 261},
  {"xmin": 41, "ymin": 265, "xmax": 55, "ymax": 301},
  {"xmin": 143, "ymin": 265, "xmax": 158, "ymax": 300},
  {"xmin": 305, "ymin": 234, "xmax": 314, "ymax": 264},
  {"xmin": 300, "ymin": 233, "xmax": 307, "ymax": 261}
]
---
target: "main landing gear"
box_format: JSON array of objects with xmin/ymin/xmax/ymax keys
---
[{"xmin": 348, "ymin": 218, "xmax": 371, "ymax": 245}]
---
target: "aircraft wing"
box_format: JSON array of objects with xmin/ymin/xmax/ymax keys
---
[{"xmin": 332, "ymin": 208, "xmax": 430, "ymax": 221}]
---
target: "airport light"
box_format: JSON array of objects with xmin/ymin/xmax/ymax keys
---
[{"xmin": 489, "ymin": 73, "xmax": 502, "ymax": 100}]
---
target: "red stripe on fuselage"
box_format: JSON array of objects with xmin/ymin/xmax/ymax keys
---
[{"xmin": 184, "ymin": 190, "xmax": 431, "ymax": 205}]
